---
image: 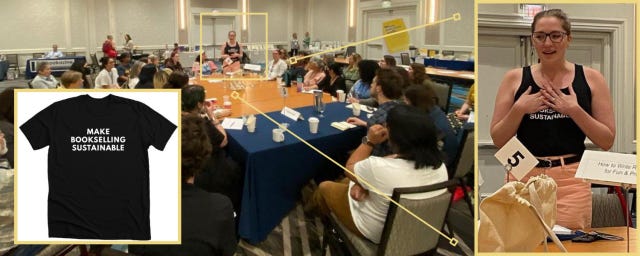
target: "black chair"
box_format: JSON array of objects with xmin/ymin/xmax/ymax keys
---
[
  {"xmin": 323, "ymin": 179, "xmax": 459, "ymax": 255},
  {"xmin": 89, "ymin": 53, "xmax": 100, "ymax": 73},
  {"xmin": 400, "ymin": 53, "xmax": 411, "ymax": 65},
  {"xmin": 431, "ymin": 82, "xmax": 453, "ymax": 113}
]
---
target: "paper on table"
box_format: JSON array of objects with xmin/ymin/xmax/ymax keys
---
[
  {"xmin": 346, "ymin": 104, "xmax": 376, "ymax": 113},
  {"xmin": 330, "ymin": 121, "xmax": 357, "ymax": 131},
  {"xmin": 552, "ymin": 225, "xmax": 572, "ymax": 235},
  {"xmin": 221, "ymin": 118, "xmax": 244, "ymax": 130}
]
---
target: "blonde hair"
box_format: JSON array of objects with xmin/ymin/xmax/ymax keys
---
[
  {"xmin": 153, "ymin": 70, "xmax": 169, "ymax": 88},
  {"xmin": 60, "ymin": 71, "xmax": 83, "ymax": 88},
  {"xmin": 348, "ymin": 53, "xmax": 362, "ymax": 70}
]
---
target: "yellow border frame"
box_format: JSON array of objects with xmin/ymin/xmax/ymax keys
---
[{"xmin": 199, "ymin": 12, "xmax": 269, "ymax": 81}]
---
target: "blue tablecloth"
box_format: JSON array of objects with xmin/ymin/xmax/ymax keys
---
[
  {"xmin": 0, "ymin": 60, "xmax": 7, "ymax": 81},
  {"xmin": 423, "ymin": 58, "xmax": 474, "ymax": 71},
  {"xmin": 226, "ymin": 102, "xmax": 366, "ymax": 244},
  {"xmin": 25, "ymin": 56, "xmax": 86, "ymax": 79}
]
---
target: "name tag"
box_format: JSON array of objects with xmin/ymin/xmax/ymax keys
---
[
  {"xmin": 281, "ymin": 106, "xmax": 301, "ymax": 121},
  {"xmin": 575, "ymin": 150, "xmax": 636, "ymax": 187},
  {"xmin": 494, "ymin": 136, "xmax": 538, "ymax": 181}
]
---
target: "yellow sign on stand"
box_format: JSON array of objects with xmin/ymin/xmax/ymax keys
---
[{"xmin": 382, "ymin": 18, "xmax": 410, "ymax": 53}]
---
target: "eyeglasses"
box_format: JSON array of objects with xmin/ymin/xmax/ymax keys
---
[{"xmin": 531, "ymin": 31, "xmax": 567, "ymax": 43}]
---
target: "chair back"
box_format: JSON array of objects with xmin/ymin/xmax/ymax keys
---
[
  {"xmin": 591, "ymin": 193, "xmax": 627, "ymax": 228},
  {"xmin": 64, "ymin": 52, "xmax": 76, "ymax": 57},
  {"xmin": 85, "ymin": 75, "xmax": 95, "ymax": 89},
  {"xmin": 27, "ymin": 79, "xmax": 33, "ymax": 89},
  {"xmin": 431, "ymin": 82, "xmax": 452, "ymax": 112},
  {"xmin": 378, "ymin": 179, "xmax": 458, "ymax": 256},
  {"xmin": 448, "ymin": 128, "xmax": 474, "ymax": 179},
  {"xmin": 90, "ymin": 53, "xmax": 99, "ymax": 65},
  {"xmin": 6, "ymin": 54, "xmax": 18, "ymax": 65},
  {"xmin": 400, "ymin": 53, "xmax": 411, "ymax": 65}
]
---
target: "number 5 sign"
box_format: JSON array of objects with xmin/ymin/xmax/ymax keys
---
[{"xmin": 494, "ymin": 136, "xmax": 538, "ymax": 181}]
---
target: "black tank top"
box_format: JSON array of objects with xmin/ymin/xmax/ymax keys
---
[
  {"xmin": 514, "ymin": 64, "xmax": 592, "ymax": 156},
  {"xmin": 224, "ymin": 42, "xmax": 241, "ymax": 62}
]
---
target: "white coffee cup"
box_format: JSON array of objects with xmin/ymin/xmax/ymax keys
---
[
  {"xmin": 308, "ymin": 117, "xmax": 319, "ymax": 134},
  {"xmin": 352, "ymin": 103, "xmax": 361, "ymax": 116},
  {"xmin": 247, "ymin": 122, "xmax": 256, "ymax": 133},
  {"xmin": 272, "ymin": 128, "xmax": 285, "ymax": 142},
  {"xmin": 337, "ymin": 90, "xmax": 346, "ymax": 102},
  {"xmin": 276, "ymin": 77, "xmax": 283, "ymax": 85}
]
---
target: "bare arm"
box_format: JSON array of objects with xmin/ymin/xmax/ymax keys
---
[
  {"xmin": 540, "ymin": 67, "xmax": 615, "ymax": 150},
  {"xmin": 490, "ymin": 68, "xmax": 546, "ymax": 148},
  {"xmin": 345, "ymin": 125, "xmax": 387, "ymax": 181},
  {"xmin": 220, "ymin": 44, "xmax": 229, "ymax": 59}
]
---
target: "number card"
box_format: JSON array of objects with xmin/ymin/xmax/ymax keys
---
[
  {"xmin": 575, "ymin": 150, "xmax": 636, "ymax": 187},
  {"xmin": 494, "ymin": 136, "xmax": 538, "ymax": 181}
]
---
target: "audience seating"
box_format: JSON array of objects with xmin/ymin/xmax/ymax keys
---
[
  {"xmin": 322, "ymin": 179, "xmax": 459, "ymax": 256},
  {"xmin": 431, "ymin": 82, "xmax": 453, "ymax": 113}
]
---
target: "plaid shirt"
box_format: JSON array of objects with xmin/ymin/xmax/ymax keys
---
[{"xmin": 368, "ymin": 100, "xmax": 401, "ymax": 157}]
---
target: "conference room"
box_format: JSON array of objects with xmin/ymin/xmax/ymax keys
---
[{"xmin": 0, "ymin": 0, "xmax": 475, "ymax": 255}]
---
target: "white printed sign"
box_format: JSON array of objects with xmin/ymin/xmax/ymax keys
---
[
  {"xmin": 281, "ymin": 106, "xmax": 301, "ymax": 121},
  {"xmin": 575, "ymin": 150, "xmax": 636, "ymax": 187},
  {"xmin": 494, "ymin": 136, "xmax": 538, "ymax": 181}
]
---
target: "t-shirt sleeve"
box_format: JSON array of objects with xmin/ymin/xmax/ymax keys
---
[
  {"xmin": 138, "ymin": 103, "xmax": 177, "ymax": 150},
  {"xmin": 354, "ymin": 157, "xmax": 374, "ymax": 191},
  {"xmin": 19, "ymin": 104, "xmax": 55, "ymax": 150}
]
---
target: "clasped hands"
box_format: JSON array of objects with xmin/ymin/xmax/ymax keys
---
[{"xmin": 516, "ymin": 83, "xmax": 580, "ymax": 116}]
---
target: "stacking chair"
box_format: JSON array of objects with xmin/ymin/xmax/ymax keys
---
[
  {"xmin": 323, "ymin": 179, "xmax": 459, "ymax": 255},
  {"xmin": 400, "ymin": 52, "xmax": 411, "ymax": 65},
  {"xmin": 6, "ymin": 54, "xmax": 19, "ymax": 73},
  {"xmin": 89, "ymin": 53, "xmax": 100, "ymax": 73},
  {"xmin": 591, "ymin": 193, "xmax": 627, "ymax": 228},
  {"xmin": 431, "ymin": 82, "xmax": 453, "ymax": 113}
]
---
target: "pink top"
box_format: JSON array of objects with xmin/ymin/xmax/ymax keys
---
[
  {"xmin": 303, "ymin": 70, "xmax": 326, "ymax": 88},
  {"xmin": 192, "ymin": 61, "xmax": 218, "ymax": 73}
]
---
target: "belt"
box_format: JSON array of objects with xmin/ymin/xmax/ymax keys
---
[{"xmin": 536, "ymin": 155, "xmax": 582, "ymax": 168}]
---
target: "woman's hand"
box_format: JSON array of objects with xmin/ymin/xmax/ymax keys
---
[
  {"xmin": 540, "ymin": 86, "xmax": 580, "ymax": 116},
  {"xmin": 513, "ymin": 85, "xmax": 547, "ymax": 115},
  {"xmin": 350, "ymin": 183, "xmax": 369, "ymax": 201}
]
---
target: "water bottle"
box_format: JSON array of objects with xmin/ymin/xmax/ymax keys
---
[{"xmin": 296, "ymin": 75, "xmax": 303, "ymax": 92}]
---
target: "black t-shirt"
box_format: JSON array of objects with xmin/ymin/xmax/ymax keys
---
[{"xmin": 20, "ymin": 94, "xmax": 177, "ymax": 240}]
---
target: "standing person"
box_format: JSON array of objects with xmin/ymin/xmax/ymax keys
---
[
  {"xmin": 44, "ymin": 44, "xmax": 64, "ymax": 59},
  {"xmin": 30, "ymin": 63, "xmax": 58, "ymax": 89},
  {"xmin": 490, "ymin": 9, "xmax": 615, "ymax": 230},
  {"xmin": 123, "ymin": 34, "xmax": 135, "ymax": 54},
  {"xmin": 266, "ymin": 50, "xmax": 287, "ymax": 80},
  {"xmin": 94, "ymin": 57, "xmax": 120, "ymax": 89},
  {"xmin": 220, "ymin": 31, "xmax": 242, "ymax": 72},
  {"xmin": 172, "ymin": 43, "xmax": 180, "ymax": 54},
  {"xmin": 290, "ymin": 32, "xmax": 300, "ymax": 56},
  {"xmin": 102, "ymin": 35, "xmax": 117, "ymax": 59},
  {"xmin": 303, "ymin": 32, "xmax": 311, "ymax": 49}
]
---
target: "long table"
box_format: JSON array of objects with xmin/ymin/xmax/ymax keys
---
[
  {"xmin": 196, "ymin": 77, "xmax": 366, "ymax": 243},
  {"xmin": 534, "ymin": 226, "xmax": 637, "ymax": 252},
  {"xmin": 334, "ymin": 57, "xmax": 475, "ymax": 83},
  {"xmin": 25, "ymin": 56, "xmax": 86, "ymax": 79}
]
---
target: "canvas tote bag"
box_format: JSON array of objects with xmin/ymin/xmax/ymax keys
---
[{"xmin": 478, "ymin": 174, "xmax": 567, "ymax": 252}]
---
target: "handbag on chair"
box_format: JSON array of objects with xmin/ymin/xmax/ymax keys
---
[{"xmin": 478, "ymin": 174, "xmax": 567, "ymax": 252}]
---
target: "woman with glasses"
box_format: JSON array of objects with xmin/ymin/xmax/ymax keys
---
[
  {"xmin": 490, "ymin": 9, "xmax": 614, "ymax": 230},
  {"xmin": 94, "ymin": 57, "xmax": 120, "ymax": 89}
]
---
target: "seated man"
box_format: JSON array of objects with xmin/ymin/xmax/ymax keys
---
[
  {"xmin": 346, "ymin": 68, "xmax": 403, "ymax": 156},
  {"xmin": 129, "ymin": 114, "xmax": 237, "ymax": 256},
  {"xmin": 31, "ymin": 62, "xmax": 58, "ymax": 89},
  {"xmin": 44, "ymin": 44, "xmax": 64, "ymax": 59},
  {"xmin": 310, "ymin": 105, "xmax": 448, "ymax": 244}
]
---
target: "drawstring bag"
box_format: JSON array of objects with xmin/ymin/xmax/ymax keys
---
[{"xmin": 478, "ymin": 174, "xmax": 567, "ymax": 252}]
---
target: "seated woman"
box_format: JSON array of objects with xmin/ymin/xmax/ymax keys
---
[
  {"xmin": 135, "ymin": 64, "xmax": 157, "ymax": 89},
  {"xmin": 378, "ymin": 55, "xmax": 396, "ymax": 68},
  {"xmin": 342, "ymin": 53, "xmax": 362, "ymax": 92},
  {"xmin": 129, "ymin": 114, "xmax": 237, "ymax": 256},
  {"xmin": 455, "ymin": 84, "xmax": 475, "ymax": 121},
  {"xmin": 220, "ymin": 31, "xmax": 242, "ymax": 73},
  {"xmin": 318, "ymin": 62, "xmax": 346, "ymax": 98},
  {"xmin": 404, "ymin": 84, "xmax": 458, "ymax": 165},
  {"xmin": 31, "ymin": 62, "xmax": 58, "ymax": 89},
  {"xmin": 347, "ymin": 60, "xmax": 380, "ymax": 105},
  {"xmin": 164, "ymin": 52, "xmax": 184, "ymax": 72},
  {"xmin": 192, "ymin": 52, "xmax": 218, "ymax": 76},
  {"xmin": 94, "ymin": 57, "xmax": 120, "ymax": 89},
  {"xmin": 301, "ymin": 58, "xmax": 326, "ymax": 90},
  {"xmin": 127, "ymin": 61, "xmax": 145, "ymax": 89},
  {"xmin": 311, "ymin": 104, "xmax": 448, "ymax": 244}
]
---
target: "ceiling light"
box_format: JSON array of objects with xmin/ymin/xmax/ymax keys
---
[{"xmin": 382, "ymin": 0, "xmax": 391, "ymax": 8}]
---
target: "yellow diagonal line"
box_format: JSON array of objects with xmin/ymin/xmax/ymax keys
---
[
  {"xmin": 288, "ymin": 13, "xmax": 461, "ymax": 65},
  {"xmin": 230, "ymin": 91, "xmax": 458, "ymax": 246}
]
